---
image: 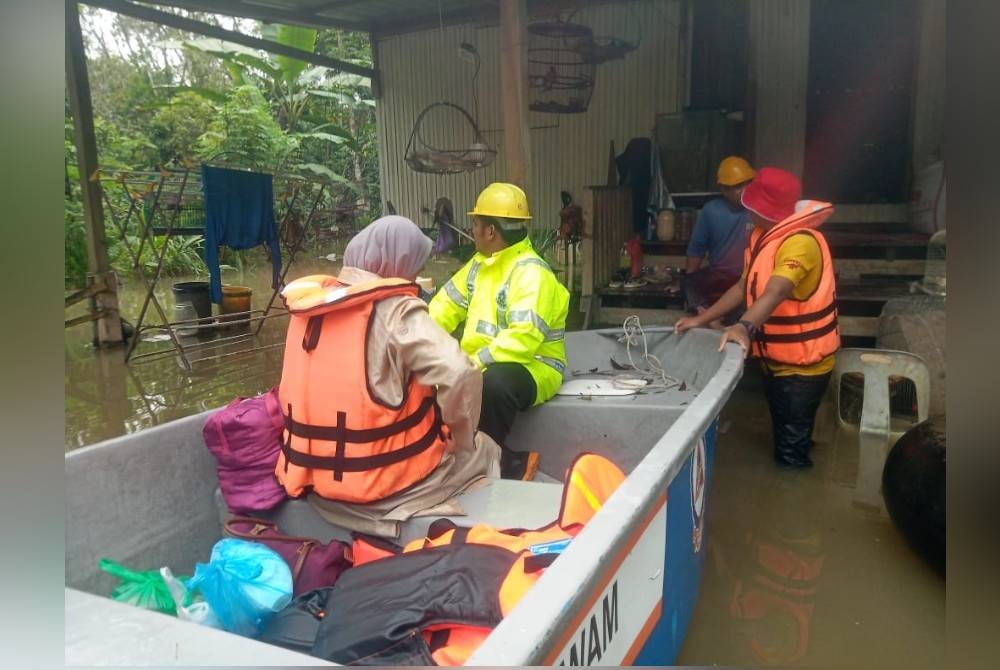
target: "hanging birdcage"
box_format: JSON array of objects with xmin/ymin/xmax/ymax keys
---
[
  {"xmin": 404, "ymin": 101, "xmax": 497, "ymax": 174},
  {"xmin": 527, "ymin": 21, "xmax": 597, "ymax": 114}
]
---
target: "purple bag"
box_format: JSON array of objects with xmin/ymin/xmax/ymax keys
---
[
  {"xmin": 223, "ymin": 517, "xmax": 352, "ymax": 596},
  {"xmin": 203, "ymin": 388, "xmax": 288, "ymax": 514}
]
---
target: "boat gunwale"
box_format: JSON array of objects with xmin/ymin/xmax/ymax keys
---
[{"xmin": 467, "ymin": 327, "xmax": 745, "ymax": 665}]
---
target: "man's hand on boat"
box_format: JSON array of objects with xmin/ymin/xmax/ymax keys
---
[
  {"xmin": 673, "ymin": 314, "xmax": 751, "ymax": 358},
  {"xmin": 673, "ymin": 314, "xmax": 703, "ymax": 335},
  {"xmin": 717, "ymin": 323, "xmax": 751, "ymax": 357}
]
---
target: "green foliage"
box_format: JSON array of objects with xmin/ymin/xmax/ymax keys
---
[
  {"xmin": 195, "ymin": 85, "xmax": 298, "ymax": 170},
  {"xmin": 66, "ymin": 10, "xmax": 382, "ymax": 282},
  {"xmin": 148, "ymin": 92, "xmax": 219, "ymax": 166},
  {"xmin": 110, "ymin": 234, "xmax": 206, "ymax": 277},
  {"xmin": 65, "ymin": 119, "xmax": 88, "ymax": 288},
  {"xmin": 65, "ymin": 200, "xmax": 89, "ymax": 287},
  {"xmin": 270, "ymin": 24, "xmax": 317, "ymax": 85}
]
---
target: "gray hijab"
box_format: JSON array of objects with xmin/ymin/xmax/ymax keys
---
[{"xmin": 343, "ymin": 215, "xmax": 432, "ymax": 280}]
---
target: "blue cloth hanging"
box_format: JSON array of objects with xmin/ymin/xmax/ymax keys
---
[{"xmin": 201, "ymin": 165, "xmax": 282, "ymax": 304}]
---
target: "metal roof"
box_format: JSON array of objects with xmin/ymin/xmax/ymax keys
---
[{"xmin": 143, "ymin": 0, "xmax": 614, "ymax": 35}]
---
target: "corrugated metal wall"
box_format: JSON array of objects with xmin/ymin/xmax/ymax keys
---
[
  {"xmin": 374, "ymin": 0, "xmax": 682, "ymax": 232},
  {"xmin": 747, "ymin": 0, "xmax": 811, "ymax": 177}
]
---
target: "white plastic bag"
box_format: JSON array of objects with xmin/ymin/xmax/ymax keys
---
[{"xmin": 160, "ymin": 566, "xmax": 221, "ymax": 629}]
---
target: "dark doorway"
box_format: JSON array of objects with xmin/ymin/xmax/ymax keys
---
[{"xmin": 803, "ymin": 0, "xmax": 918, "ymax": 203}]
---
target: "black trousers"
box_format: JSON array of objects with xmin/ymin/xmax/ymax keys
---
[
  {"xmin": 761, "ymin": 368, "xmax": 832, "ymax": 467},
  {"xmin": 478, "ymin": 362, "xmax": 537, "ymax": 449}
]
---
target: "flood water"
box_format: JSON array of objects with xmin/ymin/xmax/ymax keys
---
[
  {"xmin": 677, "ymin": 367, "xmax": 945, "ymax": 667},
  {"xmin": 64, "ymin": 265, "xmax": 944, "ymax": 666},
  {"xmin": 64, "ymin": 256, "xmax": 462, "ymax": 449}
]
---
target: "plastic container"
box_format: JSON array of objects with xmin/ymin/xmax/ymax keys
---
[
  {"xmin": 173, "ymin": 302, "xmax": 200, "ymax": 337},
  {"xmin": 675, "ymin": 208, "xmax": 697, "ymax": 241},
  {"xmin": 219, "ymin": 286, "xmax": 252, "ymax": 330},
  {"xmin": 655, "ymin": 209, "xmax": 676, "ymax": 241},
  {"xmin": 172, "ymin": 282, "xmax": 213, "ymax": 323}
]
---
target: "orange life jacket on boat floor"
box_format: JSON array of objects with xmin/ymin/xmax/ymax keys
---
[
  {"xmin": 275, "ymin": 274, "xmax": 448, "ymax": 503},
  {"xmin": 350, "ymin": 452, "xmax": 626, "ymax": 665},
  {"xmin": 743, "ymin": 201, "xmax": 841, "ymax": 367}
]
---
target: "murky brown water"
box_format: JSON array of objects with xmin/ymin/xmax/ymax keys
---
[
  {"xmin": 677, "ymin": 367, "xmax": 945, "ymax": 667},
  {"xmin": 64, "ymin": 255, "xmax": 462, "ymax": 450},
  {"xmin": 65, "ymin": 267, "xmax": 943, "ymax": 666}
]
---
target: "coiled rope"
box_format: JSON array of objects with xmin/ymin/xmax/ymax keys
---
[{"xmin": 613, "ymin": 315, "xmax": 683, "ymax": 391}]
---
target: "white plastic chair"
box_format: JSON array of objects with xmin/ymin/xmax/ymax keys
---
[{"xmin": 831, "ymin": 348, "xmax": 930, "ymax": 509}]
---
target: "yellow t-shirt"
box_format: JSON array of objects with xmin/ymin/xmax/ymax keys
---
[{"xmin": 753, "ymin": 232, "xmax": 835, "ymax": 377}]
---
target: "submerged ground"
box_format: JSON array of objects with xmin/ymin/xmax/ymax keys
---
[{"xmin": 65, "ymin": 263, "xmax": 943, "ymax": 667}]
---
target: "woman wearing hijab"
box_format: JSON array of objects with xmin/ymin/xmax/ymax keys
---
[{"xmin": 276, "ymin": 215, "xmax": 500, "ymax": 537}]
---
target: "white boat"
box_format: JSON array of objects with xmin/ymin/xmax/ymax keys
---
[{"xmin": 66, "ymin": 327, "xmax": 743, "ymax": 665}]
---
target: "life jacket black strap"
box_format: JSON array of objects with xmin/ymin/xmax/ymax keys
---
[
  {"xmin": 426, "ymin": 518, "xmax": 459, "ymax": 541},
  {"xmin": 524, "ymin": 552, "xmax": 560, "ymax": 573},
  {"xmin": 765, "ymin": 301, "xmax": 837, "ymax": 325},
  {"xmin": 302, "ymin": 315, "xmax": 324, "ymax": 352},
  {"xmin": 285, "ymin": 395, "xmax": 436, "ymax": 443},
  {"xmin": 422, "ymin": 519, "xmax": 471, "ymax": 548},
  {"xmin": 281, "ymin": 401, "xmax": 443, "ymax": 479},
  {"xmin": 428, "ymin": 629, "xmax": 451, "ymax": 654},
  {"xmin": 760, "ymin": 317, "xmax": 838, "ymax": 343}
]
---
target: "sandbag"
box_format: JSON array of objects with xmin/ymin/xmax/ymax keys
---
[{"xmin": 877, "ymin": 296, "xmax": 946, "ymax": 418}]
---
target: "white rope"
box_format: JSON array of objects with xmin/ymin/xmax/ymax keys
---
[{"xmin": 613, "ymin": 315, "xmax": 682, "ymax": 390}]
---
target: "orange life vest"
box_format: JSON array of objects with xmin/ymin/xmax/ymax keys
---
[
  {"xmin": 275, "ymin": 274, "xmax": 448, "ymax": 503},
  {"xmin": 350, "ymin": 453, "xmax": 626, "ymax": 665},
  {"xmin": 743, "ymin": 201, "xmax": 840, "ymax": 366}
]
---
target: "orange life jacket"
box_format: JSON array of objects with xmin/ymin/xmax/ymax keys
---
[
  {"xmin": 351, "ymin": 453, "xmax": 626, "ymax": 665},
  {"xmin": 743, "ymin": 201, "xmax": 841, "ymax": 366},
  {"xmin": 275, "ymin": 274, "xmax": 448, "ymax": 503}
]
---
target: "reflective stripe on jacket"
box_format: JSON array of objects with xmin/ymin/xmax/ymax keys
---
[
  {"xmin": 743, "ymin": 201, "xmax": 841, "ymax": 367},
  {"xmin": 275, "ymin": 274, "xmax": 448, "ymax": 503},
  {"xmin": 429, "ymin": 237, "xmax": 570, "ymax": 404}
]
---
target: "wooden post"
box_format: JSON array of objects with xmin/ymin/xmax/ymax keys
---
[
  {"xmin": 499, "ymin": 0, "xmax": 531, "ymax": 188},
  {"xmin": 66, "ymin": 0, "xmax": 122, "ymax": 346}
]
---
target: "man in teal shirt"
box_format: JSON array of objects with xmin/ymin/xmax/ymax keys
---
[{"xmin": 683, "ymin": 156, "xmax": 755, "ymax": 328}]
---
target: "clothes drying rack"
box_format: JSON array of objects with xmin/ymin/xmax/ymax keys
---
[{"xmin": 94, "ymin": 162, "xmax": 338, "ymax": 371}]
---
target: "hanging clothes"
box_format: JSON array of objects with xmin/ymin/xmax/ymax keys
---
[
  {"xmin": 647, "ymin": 137, "xmax": 675, "ymax": 215},
  {"xmin": 201, "ymin": 164, "xmax": 282, "ymax": 304},
  {"xmin": 615, "ymin": 137, "xmax": 653, "ymax": 235},
  {"xmin": 431, "ymin": 197, "xmax": 458, "ymax": 255}
]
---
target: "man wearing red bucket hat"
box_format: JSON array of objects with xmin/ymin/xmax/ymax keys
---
[{"xmin": 676, "ymin": 167, "xmax": 840, "ymax": 467}]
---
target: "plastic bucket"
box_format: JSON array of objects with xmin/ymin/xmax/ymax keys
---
[
  {"xmin": 172, "ymin": 282, "xmax": 213, "ymax": 322},
  {"xmin": 172, "ymin": 302, "xmax": 199, "ymax": 337},
  {"xmin": 219, "ymin": 286, "xmax": 252, "ymax": 330}
]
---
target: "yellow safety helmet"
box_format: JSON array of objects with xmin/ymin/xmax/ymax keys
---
[
  {"xmin": 717, "ymin": 156, "xmax": 756, "ymax": 186},
  {"xmin": 467, "ymin": 182, "xmax": 532, "ymax": 221}
]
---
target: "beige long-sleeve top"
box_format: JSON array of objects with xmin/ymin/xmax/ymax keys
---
[{"xmin": 339, "ymin": 267, "xmax": 482, "ymax": 451}]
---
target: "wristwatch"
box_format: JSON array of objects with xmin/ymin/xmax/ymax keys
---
[{"xmin": 737, "ymin": 319, "xmax": 759, "ymax": 339}]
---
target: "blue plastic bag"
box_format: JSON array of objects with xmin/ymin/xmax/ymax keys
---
[{"xmin": 186, "ymin": 538, "xmax": 293, "ymax": 638}]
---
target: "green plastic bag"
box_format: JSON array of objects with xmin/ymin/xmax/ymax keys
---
[{"xmin": 99, "ymin": 558, "xmax": 189, "ymax": 616}]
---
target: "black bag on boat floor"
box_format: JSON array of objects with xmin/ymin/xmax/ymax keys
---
[
  {"xmin": 260, "ymin": 543, "xmax": 516, "ymax": 665},
  {"xmin": 257, "ymin": 588, "xmax": 331, "ymax": 654}
]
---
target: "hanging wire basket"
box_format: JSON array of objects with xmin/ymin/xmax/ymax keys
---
[
  {"xmin": 404, "ymin": 101, "xmax": 497, "ymax": 174},
  {"xmin": 527, "ymin": 21, "xmax": 597, "ymax": 114}
]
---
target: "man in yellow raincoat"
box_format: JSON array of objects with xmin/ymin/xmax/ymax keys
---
[{"xmin": 430, "ymin": 183, "xmax": 570, "ymax": 480}]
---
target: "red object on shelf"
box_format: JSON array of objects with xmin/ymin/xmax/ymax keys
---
[{"xmin": 626, "ymin": 235, "xmax": 643, "ymax": 279}]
